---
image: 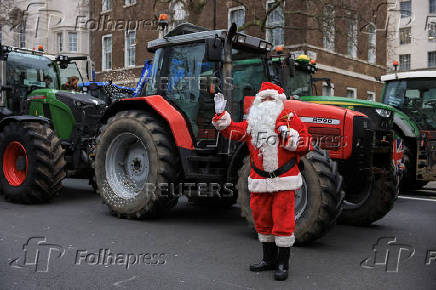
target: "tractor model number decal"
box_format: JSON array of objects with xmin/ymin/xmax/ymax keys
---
[{"xmin": 300, "ymin": 117, "xmax": 340, "ymax": 125}]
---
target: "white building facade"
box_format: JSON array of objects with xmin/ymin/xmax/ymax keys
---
[
  {"xmin": 0, "ymin": 0, "xmax": 90, "ymax": 77},
  {"xmin": 387, "ymin": 0, "xmax": 436, "ymax": 71}
]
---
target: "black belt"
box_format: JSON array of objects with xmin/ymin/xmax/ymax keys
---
[{"xmin": 251, "ymin": 159, "xmax": 297, "ymax": 179}]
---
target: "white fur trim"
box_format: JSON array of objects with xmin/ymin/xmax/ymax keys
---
[
  {"xmin": 283, "ymin": 128, "xmax": 300, "ymax": 151},
  {"xmin": 262, "ymin": 143, "xmax": 279, "ymax": 172},
  {"xmin": 275, "ymin": 234, "xmax": 295, "ymax": 247},
  {"xmin": 258, "ymin": 233, "xmax": 275, "ymax": 243},
  {"xmin": 212, "ymin": 111, "xmax": 231, "ymax": 130},
  {"xmin": 256, "ymin": 89, "xmax": 286, "ymax": 100},
  {"xmin": 248, "ymin": 173, "xmax": 303, "ymax": 192},
  {"xmin": 278, "ymin": 93, "xmax": 287, "ymax": 101}
]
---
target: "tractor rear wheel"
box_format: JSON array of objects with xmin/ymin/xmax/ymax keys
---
[
  {"xmin": 0, "ymin": 122, "xmax": 66, "ymax": 203},
  {"xmin": 95, "ymin": 111, "xmax": 179, "ymax": 219},
  {"xmin": 338, "ymin": 166, "xmax": 396, "ymax": 226},
  {"xmin": 237, "ymin": 146, "xmax": 343, "ymax": 245}
]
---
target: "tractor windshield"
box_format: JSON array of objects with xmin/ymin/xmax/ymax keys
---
[
  {"xmin": 146, "ymin": 42, "xmax": 268, "ymax": 135},
  {"xmin": 286, "ymin": 69, "xmax": 312, "ymax": 96},
  {"xmin": 6, "ymin": 52, "xmax": 59, "ymax": 91},
  {"xmin": 383, "ymin": 78, "xmax": 436, "ymax": 130}
]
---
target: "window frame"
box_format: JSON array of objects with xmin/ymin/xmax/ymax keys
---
[
  {"xmin": 399, "ymin": 27, "xmax": 412, "ymax": 45},
  {"xmin": 228, "ymin": 6, "xmax": 246, "ymax": 31},
  {"xmin": 322, "ymin": 5, "xmax": 336, "ymax": 51},
  {"xmin": 124, "ymin": 30, "xmax": 136, "ymax": 67},
  {"xmin": 428, "ymin": 51, "xmax": 436, "ymax": 68},
  {"xmin": 367, "ymin": 91, "xmax": 376, "ymax": 101},
  {"xmin": 346, "ymin": 87, "xmax": 357, "ymax": 99},
  {"xmin": 265, "ymin": 0, "xmax": 285, "ymax": 47},
  {"xmin": 368, "ymin": 23, "xmax": 377, "ymax": 63},
  {"xmin": 102, "ymin": 0, "xmax": 112, "ymax": 12},
  {"xmin": 399, "ymin": 54, "xmax": 411, "ymax": 71},
  {"xmin": 124, "ymin": 0, "xmax": 136, "ymax": 6},
  {"xmin": 56, "ymin": 31, "xmax": 63, "ymax": 53},
  {"xmin": 347, "ymin": 16, "xmax": 358, "ymax": 58},
  {"xmin": 322, "ymin": 81, "xmax": 335, "ymax": 96},
  {"xmin": 102, "ymin": 34, "xmax": 112, "ymax": 71},
  {"xmin": 68, "ymin": 32, "xmax": 78, "ymax": 52}
]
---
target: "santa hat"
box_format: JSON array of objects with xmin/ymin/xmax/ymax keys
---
[{"xmin": 256, "ymin": 82, "xmax": 287, "ymax": 101}]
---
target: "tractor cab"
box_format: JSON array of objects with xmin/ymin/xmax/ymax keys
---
[
  {"xmin": 145, "ymin": 23, "xmax": 273, "ymax": 139},
  {"xmin": 381, "ymin": 71, "xmax": 436, "ymax": 183}
]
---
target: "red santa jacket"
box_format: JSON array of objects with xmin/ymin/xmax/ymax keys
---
[{"xmin": 212, "ymin": 109, "xmax": 312, "ymax": 193}]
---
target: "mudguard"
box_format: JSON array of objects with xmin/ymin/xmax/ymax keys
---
[{"xmin": 0, "ymin": 115, "xmax": 51, "ymax": 131}]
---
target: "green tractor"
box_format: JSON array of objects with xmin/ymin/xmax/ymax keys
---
[
  {"xmin": 380, "ymin": 70, "xmax": 436, "ymax": 190},
  {"xmin": 0, "ymin": 44, "xmax": 107, "ymax": 203},
  {"xmin": 267, "ymin": 53, "xmax": 398, "ymax": 225}
]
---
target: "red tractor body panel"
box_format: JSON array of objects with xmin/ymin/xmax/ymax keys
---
[
  {"xmin": 243, "ymin": 97, "xmax": 367, "ymax": 160},
  {"xmin": 122, "ymin": 95, "xmax": 194, "ymax": 150}
]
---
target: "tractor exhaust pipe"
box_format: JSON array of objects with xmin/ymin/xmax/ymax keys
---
[{"xmin": 223, "ymin": 23, "xmax": 237, "ymax": 114}]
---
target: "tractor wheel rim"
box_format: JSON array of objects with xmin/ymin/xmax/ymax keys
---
[
  {"xmin": 295, "ymin": 176, "xmax": 308, "ymax": 220},
  {"xmin": 3, "ymin": 141, "xmax": 28, "ymax": 186},
  {"xmin": 105, "ymin": 133, "xmax": 149, "ymax": 199}
]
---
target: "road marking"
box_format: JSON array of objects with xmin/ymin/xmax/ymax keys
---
[{"xmin": 398, "ymin": 195, "xmax": 436, "ymax": 202}]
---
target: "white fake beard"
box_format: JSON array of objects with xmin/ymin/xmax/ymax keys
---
[{"xmin": 247, "ymin": 98, "xmax": 284, "ymax": 148}]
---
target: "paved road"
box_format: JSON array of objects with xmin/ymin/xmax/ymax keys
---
[{"xmin": 0, "ymin": 180, "xmax": 435, "ymax": 290}]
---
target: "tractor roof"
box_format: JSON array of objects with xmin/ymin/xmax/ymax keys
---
[
  {"xmin": 147, "ymin": 23, "xmax": 273, "ymax": 53},
  {"xmin": 381, "ymin": 70, "xmax": 436, "ymax": 81}
]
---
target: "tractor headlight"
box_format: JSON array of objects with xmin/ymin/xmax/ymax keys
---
[{"xmin": 375, "ymin": 108, "xmax": 392, "ymax": 118}]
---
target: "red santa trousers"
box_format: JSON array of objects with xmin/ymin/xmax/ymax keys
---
[{"xmin": 250, "ymin": 190, "xmax": 295, "ymax": 247}]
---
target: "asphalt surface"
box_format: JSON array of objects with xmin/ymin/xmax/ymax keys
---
[{"xmin": 0, "ymin": 180, "xmax": 435, "ymax": 290}]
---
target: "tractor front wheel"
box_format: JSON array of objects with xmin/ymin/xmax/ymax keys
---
[
  {"xmin": 95, "ymin": 111, "xmax": 179, "ymax": 218},
  {"xmin": 0, "ymin": 122, "xmax": 66, "ymax": 203},
  {"xmin": 237, "ymin": 146, "xmax": 343, "ymax": 245}
]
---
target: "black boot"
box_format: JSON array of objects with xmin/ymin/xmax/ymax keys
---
[
  {"xmin": 274, "ymin": 247, "xmax": 290, "ymax": 281},
  {"xmin": 249, "ymin": 242, "xmax": 278, "ymax": 272}
]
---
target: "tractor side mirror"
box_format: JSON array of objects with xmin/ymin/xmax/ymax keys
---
[{"xmin": 206, "ymin": 38, "xmax": 222, "ymax": 62}]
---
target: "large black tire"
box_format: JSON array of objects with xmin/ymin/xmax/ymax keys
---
[
  {"xmin": 95, "ymin": 111, "xmax": 180, "ymax": 219},
  {"xmin": 0, "ymin": 122, "xmax": 66, "ymax": 203},
  {"xmin": 338, "ymin": 166, "xmax": 396, "ymax": 226},
  {"xmin": 237, "ymin": 146, "xmax": 343, "ymax": 245}
]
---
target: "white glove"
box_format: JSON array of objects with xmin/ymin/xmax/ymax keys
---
[
  {"xmin": 278, "ymin": 126, "xmax": 289, "ymax": 138},
  {"xmin": 214, "ymin": 93, "xmax": 227, "ymax": 114}
]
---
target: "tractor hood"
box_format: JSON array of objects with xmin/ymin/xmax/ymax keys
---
[
  {"xmin": 55, "ymin": 91, "xmax": 106, "ymax": 107},
  {"xmin": 299, "ymin": 95, "xmax": 395, "ymax": 111}
]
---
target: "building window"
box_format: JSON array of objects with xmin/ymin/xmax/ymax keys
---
[
  {"xmin": 68, "ymin": 32, "xmax": 77, "ymax": 52},
  {"xmin": 429, "ymin": 51, "xmax": 436, "ymax": 67},
  {"xmin": 102, "ymin": 35, "xmax": 112, "ymax": 71},
  {"xmin": 428, "ymin": 22, "xmax": 436, "ymax": 42},
  {"xmin": 399, "ymin": 27, "xmax": 411, "ymax": 44},
  {"xmin": 399, "ymin": 54, "xmax": 411, "ymax": 70},
  {"xmin": 57, "ymin": 32, "xmax": 63, "ymax": 52},
  {"xmin": 322, "ymin": 5, "xmax": 335, "ymax": 51},
  {"xmin": 0, "ymin": 25, "xmax": 2, "ymax": 43},
  {"xmin": 228, "ymin": 6, "xmax": 245, "ymax": 32},
  {"xmin": 346, "ymin": 87, "xmax": 357, "ymax": 99},
  {"xmin": 430, "ymin": 0, "xmax": 436, "ymax": 13},
  {"xmin": 125, "ymin": 0, "xmax": 136, "ymax": 5},
  {"xmin": 347, "ymin": 17, "xmax": 358, "ymax": 58},
  {"xmin": 400, "ymin": 1, "xmax": 411, "ymax": 18},
  {"xmin": 322, "ymin": 82, "xmax": 334, "ymax": 96},
  {"xmin": 367, "ymin": 91, "xmax": 376, "ymax": 101},
  {"xmin": 266, "ymin": 0, "xmax": 284, "ymax": 46},
  {"xmin": 102, "ymin": 0, "xmax": 112, "ymax": 12},
  {"xmin": 125, "ymin": 30, "xmax": 136, "ymax": 67},
  {"xmin": 368, "ymin": 23, "xmax": 376, "ymax": 63},
  {"xmin": 18, "ymin": 23, "xmax": 26, "ymax": 48}
]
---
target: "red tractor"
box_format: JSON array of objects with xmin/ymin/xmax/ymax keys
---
[{"xmin": 94, "ymin": 24, "xmax": 373, "ymax": 244}]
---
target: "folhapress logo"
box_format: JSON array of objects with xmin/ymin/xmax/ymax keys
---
[
  {"xmin": 9, "ymin": 237, "xmax": 65, "ymax": 273},
  {"xmin": 361, "ymin": 237, "xmax": 415, "ymax": 272}
]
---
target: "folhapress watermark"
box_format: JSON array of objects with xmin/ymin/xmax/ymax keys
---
[
  {"xmin": 9, "ymin": 236, "xmax": 168, "ymax": 273},
  {"xmin": 361, "ymin": 236, "xmax": 435, "ymax": 272}
]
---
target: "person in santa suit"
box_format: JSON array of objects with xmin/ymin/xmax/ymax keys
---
[{"xmin": 212, "ymin": 82, "xmax": 312, "ymax": 281}]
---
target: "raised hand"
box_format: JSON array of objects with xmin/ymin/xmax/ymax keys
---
[{"xmin": 214, "ymin": 93, "xmax": 227, "ymax": 114}]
